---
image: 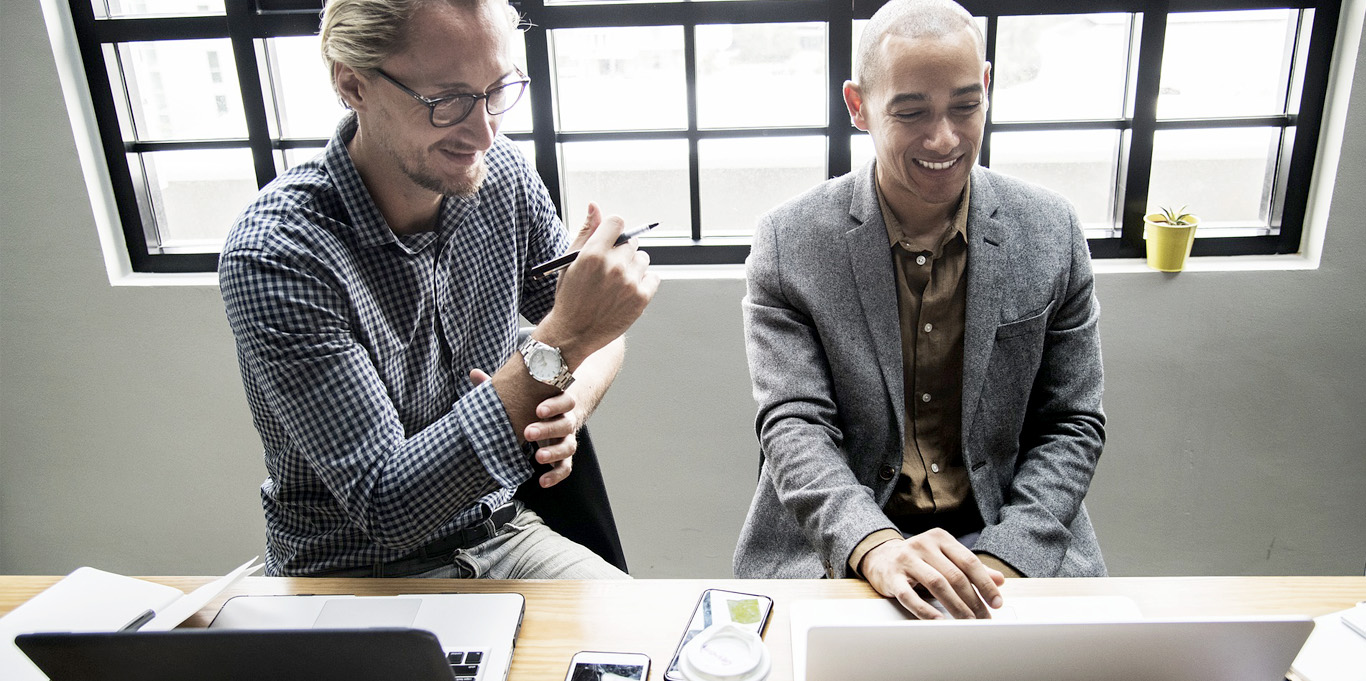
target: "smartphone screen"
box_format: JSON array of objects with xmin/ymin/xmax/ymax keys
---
[
  {"xmin": 565, "ymin": 651, "xmax": 650, "ymax": 681},
  {"xmin": 663, "ymin": 589, "xmax": 774, "ymax": 681}
]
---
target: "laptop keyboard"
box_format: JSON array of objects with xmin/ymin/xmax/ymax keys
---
[{"xmin": 446, "ymin": 649, "xmax": 486, "ymax": 680}]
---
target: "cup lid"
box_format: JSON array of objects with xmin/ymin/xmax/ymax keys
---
[{"xmin": 679, "ymin": 623, "xmax": 771, "ymax": 681}]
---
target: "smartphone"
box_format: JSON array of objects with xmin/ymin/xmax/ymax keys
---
[
  {"xmin": 564, "ymin": 651, "xmax": 650, "ymax": 681},
  {"xmin": 663, "ymin": 589, "xmax": 774, "ymax": 681}
]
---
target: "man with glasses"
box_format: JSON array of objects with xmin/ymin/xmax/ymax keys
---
[
  {"xmin": 219, "ymin": 0, "xmax": 658, "ymax": 578},
  {"xmin": 735, "ymin": 0, "xmax": 1106, "ymax": 617}
]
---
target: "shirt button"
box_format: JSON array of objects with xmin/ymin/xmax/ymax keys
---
[
  {"xmin": 916, "ymin": 255, "xmax": 927, "ymax": 266},
  {"xmin": 921, "ymin": 393, "xmax": 931, "ymax": 403},
  {"xmin": 878, "ymin": 464, "xmax": 896, "ymax": 481},
  {"xmin": 923, "ymin": 323, "xmax": 933, "ymax": 333},
  {"xmin": 931, "ymin": 463, "xmax": 941, "ymax": 474}
]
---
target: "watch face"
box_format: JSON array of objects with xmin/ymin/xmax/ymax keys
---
[{"xmin": 528, "ymin": 349, "xmax": 557, "ymax": 380}]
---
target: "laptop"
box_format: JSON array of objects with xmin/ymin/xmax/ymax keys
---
[
  {"xmin": 792, "ymin": 597, "xmax": 1315, "ymax": 681},
  {"xmin": 208, "ymin": 593, "xmax": 525, "ymax": 681},
  {"xmin": 16, "ymin": 628, "xmax": 456, "ymax": 681}
]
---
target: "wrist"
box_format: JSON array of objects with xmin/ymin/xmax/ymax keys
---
[{"xmin": 529, "ymin": 313, "xmax": 592, "ymax": 369}]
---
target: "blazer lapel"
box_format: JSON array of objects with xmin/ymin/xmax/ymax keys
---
[
  {"xmin": 845, "ymin": 163, "xmax": 905, "ymax": 441},
  {"xmin": 962, "ymin": 167, "xmax": 1009, "ymax": 439}
]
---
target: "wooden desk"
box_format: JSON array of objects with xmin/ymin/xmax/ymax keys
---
[{"xmin": 3, "ymin": 576, "xmax": 1362, "ymax": 680}]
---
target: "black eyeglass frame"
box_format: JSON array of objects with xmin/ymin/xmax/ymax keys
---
[{"xmin": 372, "ymin": 67, "xmax": 530, "ymax": 128}]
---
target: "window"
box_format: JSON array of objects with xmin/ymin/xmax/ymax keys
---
[{"xmin": 63, "ymin": 0, "xmax": 1342, "ymax": 273}]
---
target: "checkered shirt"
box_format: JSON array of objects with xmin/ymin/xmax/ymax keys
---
[{"xmin": 219, "ymin": 114, "xmax": 567, "ymax": 576}]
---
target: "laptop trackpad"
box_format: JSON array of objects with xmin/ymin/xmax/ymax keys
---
[{"xmin": 313, "ymin": 598, "xmax": 421, "ymax": 628}]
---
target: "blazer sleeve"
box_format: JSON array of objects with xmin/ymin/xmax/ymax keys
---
[
  {"xmin": 743, "ymin": 210, "xmax": 898, "ymax": 578},
  {"xmin": 972, "ymin": 208, "xmax": 1106, "ymax": 577}
]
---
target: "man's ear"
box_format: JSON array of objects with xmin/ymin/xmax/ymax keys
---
[
  {"xmin": 982, "ymin": 61, "xmax": 992, "ymax": 112},
  {"xmin": 843, "ymin": 81, "xmax": 870, "ymax": 131},
  {"xmin": 334, "ymin": 62, "xmax": 366, "ymax": 112}
]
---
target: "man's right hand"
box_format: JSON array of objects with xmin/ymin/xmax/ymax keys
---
[
  {"xmin": 537, "ymin": 203, "xmax": 659, "ymax": 365},
  {"xmin": 859, "ymin": 528, "xmax": 1006, "ymax": 620}
]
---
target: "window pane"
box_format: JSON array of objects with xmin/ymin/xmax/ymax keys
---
[
  {"xmin": 560, "ymin": 140, "xmax": 690, "ymax": 238},
  {"xmin": 1149, "ymin": 127, "xmax": 1281, "ymax": 233},
  {"xmin": 1158, "ymin": 10, "xmax": 1297, "ymax": 119},
  {"xmin": 512, "ymin": 139, "xmax": 536, "ymax": 168},
  {"xmin": 135, "ymin": 149, "xmax": 259, "ymax": 251},
  {"xmin": 262, "ymin": 37, "xmax": 346, "ymax": 140},
  {"xmin": 851, "ymin": 132, "xmax": 874, "ymax": 170},
  {"xmin": 501, "ymin": 30, "xmax": 534, "ymax": 134},
  {"xmin": 95, "ymin": 0, "xmax": 224, "ymax": 17},
  {"xmin": 700, "ymin": 137, "xmax": 826, "ymax": 236},
  {"xmin": 696, "ymin": 23, "xmax": 826, "ymax": 129},
  {"xmin": 282, "ymin": 147, "xmax": 325, "ymax": 171},
  {"xmin": 551, "ymin": 27, "xmax": 687, "ymax": 132},
  {"xmin": 992, "ymin": 14, "xmax": 1131, "ymax": 122},
  {"xmin": 115, "ymin": 39, "xmax": 246, "ymax": 140},
  {"xmin": 989, "ymin": 130, "xmax": 1120, "ymax": 235}
]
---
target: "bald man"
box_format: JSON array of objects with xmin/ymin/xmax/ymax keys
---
[{"xmin": 734, "ymin": 0, "xmax": 1106, "ymax": 618}]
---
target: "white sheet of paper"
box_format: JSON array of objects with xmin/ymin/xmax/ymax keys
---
[
  {"xmin": 1290, "ymin": 603, "xmax": 1366, "ymax": 681},
  {"xmin": 141, "ymin": 557, "xmax": 262, "ymax": 631}
]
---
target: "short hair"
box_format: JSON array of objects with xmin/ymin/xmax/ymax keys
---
[
  {"xmin": 854, "ymin": 0, "xmax": 985, "ymax": 91},
  {"xmin": 319, "ymin": 0, "xmax": 519, "ymax": 95}
]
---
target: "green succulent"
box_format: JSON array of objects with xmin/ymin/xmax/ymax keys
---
[{"xmin": 1150, "ymin": 205, "xmax": 1197, "ymax": 226}]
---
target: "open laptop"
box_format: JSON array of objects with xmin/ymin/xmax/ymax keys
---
[
  {"xmin": 791, "ymin": 597, "xmax": 1315, "ymax": 681},
  {"xmin": 207, "ymin": 593, "xmax": 525, "ymax": 681}
]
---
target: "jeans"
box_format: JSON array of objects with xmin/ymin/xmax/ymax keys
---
[{"xmin": 409, "ymin": 505, "xmax": 629, "ymax": 580}]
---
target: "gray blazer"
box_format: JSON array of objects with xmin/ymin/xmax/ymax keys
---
[{"xmin": 735, "ymin": 163, "xmax": 1106, "ymax": 579}]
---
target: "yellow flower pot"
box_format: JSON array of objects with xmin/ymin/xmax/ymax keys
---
[{"xmin": 1144, "ymin": 213, "xmax": 1199, "ymax": 272}]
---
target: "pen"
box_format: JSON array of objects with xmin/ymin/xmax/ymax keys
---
[
  {"xmin": 530, "ymin": 222, "xmax": 658, "ymax": 278},
  {"xmin": 121, "ymin": 608, "xmax": 155, "ymax": 632}
]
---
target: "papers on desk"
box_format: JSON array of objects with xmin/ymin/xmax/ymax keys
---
[
  {"xmin": 1290, "ymin": 603, "xmax": 1366, "ymax": 681},
  {"xmin": 0, "ymin": 557, "xmax": 262, "ymax": 681}
]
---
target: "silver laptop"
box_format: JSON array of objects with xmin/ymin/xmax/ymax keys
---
[
  {"xmin": 209, "ymin": 593, "xmax": 525, "ymax": 681},
  {"xmin": 792, "ymin": 597, "xmax": 1314, "ymax": 681}
]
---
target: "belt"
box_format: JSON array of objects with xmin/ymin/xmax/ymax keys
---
[{"xmin": 312, "ymin": 502, "xmax": 521, "ymax": 578}]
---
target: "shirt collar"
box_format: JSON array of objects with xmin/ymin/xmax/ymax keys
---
[
  {"xmin": 323, "ymin": 113, "xmax": 476, "ymax": 254},
  {"xmin": 877, "ymin": 175, "xmax": 972, "ymax": 255}
]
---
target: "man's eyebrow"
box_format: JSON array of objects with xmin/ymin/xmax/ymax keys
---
[
  {"xmin": 433, "ymin": 70, "xmax": 520, "ymax": 94},
  {"xmin": 885, "ymin": 84, "xmax": 983, "ymax": 106}
]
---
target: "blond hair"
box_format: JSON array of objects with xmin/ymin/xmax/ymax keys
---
[{"xmin": 319, "ymin": 0, "xmax": 520, "ymax": 95}]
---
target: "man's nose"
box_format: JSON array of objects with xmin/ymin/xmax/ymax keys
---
[{"xmin": 923, "ymin": 115, "xmax": 959, "ymax": 153}]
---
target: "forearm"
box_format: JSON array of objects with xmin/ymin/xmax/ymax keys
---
[{"xmin": 564, "ymin": 335, "xmax": 625, "ymax": 425}]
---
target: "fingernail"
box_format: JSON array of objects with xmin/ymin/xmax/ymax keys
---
[
  {"xmin": 526, "ymin": 427, "xmax": 539, "ymax": 439},
  {"xmin": 991, "ymin": 596, "xmax": 1003, "ymax": 608}
]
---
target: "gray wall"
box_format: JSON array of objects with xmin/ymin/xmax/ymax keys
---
[{"xmin": 2, "ymin": 0, "xmax": 1362, "ymax": 578}]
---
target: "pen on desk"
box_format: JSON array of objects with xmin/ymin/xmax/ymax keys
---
[
  {"xmin": 530, "ymin": 222, "xmax": 658, "ymax": 278},
  {"xmin": 121, "ymin": 608, "xmax": 156, "ymax": 632}
]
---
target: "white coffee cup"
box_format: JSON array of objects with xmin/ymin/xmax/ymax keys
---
[{"xmin": 678, "ymin": 622, "xmax": 771, "ymax": 681}]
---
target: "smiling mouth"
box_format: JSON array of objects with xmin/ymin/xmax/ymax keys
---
[{"xmin": 915, "ymin": 157, "xmax": 960, "ymax": 171}]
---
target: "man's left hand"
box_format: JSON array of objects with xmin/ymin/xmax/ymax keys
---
[{"xmin": 471, "ymin": 368, "xmax": 577, "ymax": 487}]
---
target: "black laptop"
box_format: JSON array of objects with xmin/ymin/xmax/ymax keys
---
[{"xmin": 16, "ymin": 628, "xmax": 459, "ymax": 681}]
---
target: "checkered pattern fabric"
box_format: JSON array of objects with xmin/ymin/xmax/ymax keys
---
[{"xmin": 220, "ymin": 114, "xmax": 568, "ymax": 576}]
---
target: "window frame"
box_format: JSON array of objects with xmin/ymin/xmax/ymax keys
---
[{"xmin": 66, "ymin": 0, "xmax": 1342, "ymax": 273}]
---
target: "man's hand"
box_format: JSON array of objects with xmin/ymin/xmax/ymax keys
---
[
  {"xmin": 472, "ymin": 368, "xmax": 576, "ymax": 488},
  {"xmin": 537, "ymin": 203, "xmax": 658, "ymax": 365},
  {"xmin": 859, "ymin": 528, "xmax": 1006, "ymax": 620}
]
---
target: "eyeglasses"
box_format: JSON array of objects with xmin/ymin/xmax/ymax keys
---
[{"xmin": 372, "ymin": 67, "xmax": 530, "ymax": 127}]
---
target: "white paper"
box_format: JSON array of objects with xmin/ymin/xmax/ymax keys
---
[
  {"xmin": 1290, "ymin": 603, "xmax": 1366, "ymax": 681},
  {"xmin": 0, "ymin": 557, "xmax": 262, "ymax": 681}
]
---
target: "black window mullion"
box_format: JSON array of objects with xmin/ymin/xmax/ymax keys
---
[
  {"xmin": 70, "ymin": 1, "xmax": 157, "ymax": 271},
  {"xmin": 827, "ymin": 0, "xmax": 853, "ymax": 179},
  {"xmin": 685, "ymin": 23, "xmax": 702, "ymax": 242},
  {"xmin": 981, "ymin": 14, "xmax": 999, "ymax": 168},
  {"xmin": 1119, "ymin": 5, "xmax": 1169, "ymax": 258},
  {"xmin": 518, "ymin": 1, "xmax": 564, "ymax": 218},
  {"xmin": 225, "ymin": 0, "xmax": 277, "ymax": 189},
  {"xmin": 1273, "ymin": 1, "xmax": 1339, "ymax": 254}
]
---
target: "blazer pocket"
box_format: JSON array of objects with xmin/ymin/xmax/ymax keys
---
[{"xmin": 994, "ymin": 300, "xmax": 1055, "ymax": 340}]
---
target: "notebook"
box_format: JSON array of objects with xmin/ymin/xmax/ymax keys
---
[
  {"xmin": 207, "ymin": 593, "xmax": 525, "ymax": 681},
  {"xmin": 791, "ymin": 597, "xmax": 1314, "ymax": 681},
  {"xmin": 16, "ymin": 628, "xmax": 456, "ymax": 681}
]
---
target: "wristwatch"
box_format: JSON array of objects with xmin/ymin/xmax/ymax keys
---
[{"xmin": 518, "ymin": 337, "xmax": 575, "ymax": 390}]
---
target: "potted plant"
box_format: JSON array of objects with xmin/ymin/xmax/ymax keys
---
[{"xmin": 1144, "ymin": 205, "xmax": 1199, "ymax": 272}]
